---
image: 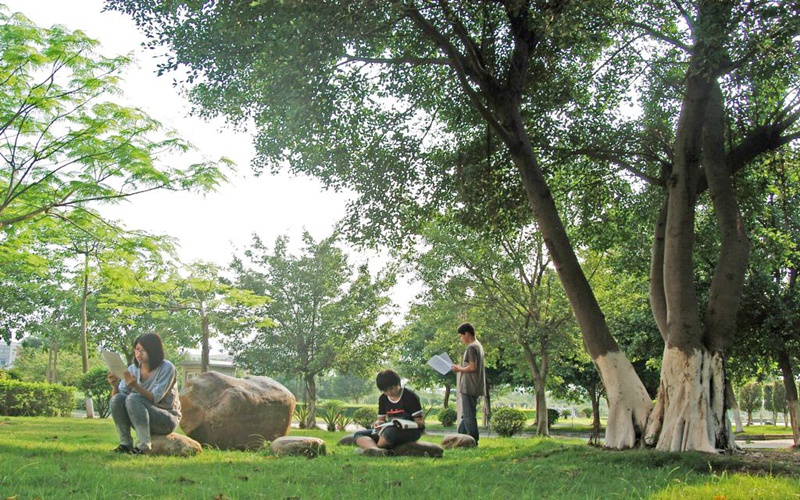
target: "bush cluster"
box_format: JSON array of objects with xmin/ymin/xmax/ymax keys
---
[
  {"xmin": 0, "ymin": 379, "xmax": 76, "ymax": 417},
  {"xmin": 491, "ymin": 407, "xmax": 526, "ymax": 437},
  {"xmin": 353, "ymin": 406, "xmax": 377, "ymax": 429},
  {"xmin": 438, "ymin": 407, "xmax": 457, "ymax": 427}
]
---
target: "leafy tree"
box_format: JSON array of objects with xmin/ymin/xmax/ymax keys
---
[
  {"xmin": 108, "ymin": 0, "xmax": 800, "ymax": 451},
  {"xmin": 396, "ymin": 301, "xmax": 462, "ymax": 409},
  {"xmin": 733, "ymin": 148, "xmax": 800, "ymax": 443},
  {"xmin": 100, "ymin": 259, "xmax": 269, "ymax": 371},
  {"xmin": 771, "ymin": 381, "xmax": 789, "ymax": 427},
  {"xmin": 415, "ymin": 217, "xmax": 577, "ymax": 436},
  {"xmin": 738, "ymin": 382, "xmax": 763, "ymax": 426},
  {"xmin": 226, "ymin": 231, "xmax": 396, "ymax": 426},
  {"xmin": 0, "ymin": 7, "xmax": 230, "ymax": 230},
  {"xmin": 12, "ymin": 341, "xmax": 100, "ymax": 386},
  {"xmin": 317, "ymin": 372, "xmax": 375, "ymax": 404}
]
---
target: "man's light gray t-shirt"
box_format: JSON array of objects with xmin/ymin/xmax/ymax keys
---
[{"xmin": 458, "ymin": 340, "xmax": 486, "ymax": 397}]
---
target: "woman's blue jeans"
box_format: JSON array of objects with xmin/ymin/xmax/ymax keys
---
[{"xmin": 110, "ymin": 393, "xmax": 179, "ymax": 451}]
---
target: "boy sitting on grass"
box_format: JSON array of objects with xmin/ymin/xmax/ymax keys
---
[{"xmin": 354, "ymin": 369, "xmax": 425, "ymax": 456}]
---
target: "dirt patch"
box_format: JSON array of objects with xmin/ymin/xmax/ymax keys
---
[{"xmin": 710, "ymin": 448, "xmax": 800, "ymax": 477}]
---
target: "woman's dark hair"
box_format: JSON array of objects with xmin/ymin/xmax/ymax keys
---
[
  {"xmin": 133, "ymin": 333, "xmax": 165, "ymax": 369},
  {"xmin": 375, "ymin": 369, "xmax": 401, "ymax": 392}
]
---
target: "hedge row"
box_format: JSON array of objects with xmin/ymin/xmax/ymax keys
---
[{"xmin": 0, "ymin": 379, "xmax": 76, "ymax": 417}]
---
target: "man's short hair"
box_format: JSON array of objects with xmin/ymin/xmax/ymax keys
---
[
  {"xmin": 375, "ymin": 369, "xmax": 402, "ymax": 392},
  {"xmin": 457, "ymin": 322, "xmax": 475, "ymax": 336}
]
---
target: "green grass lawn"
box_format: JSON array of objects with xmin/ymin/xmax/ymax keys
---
[{"xmin": 1, "ymin": 416, "xmax": 798, "ymax": 499}]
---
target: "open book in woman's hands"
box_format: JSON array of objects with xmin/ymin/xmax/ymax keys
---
[{"xmin": 375, "ymin": 418, "xmax": 420, "ymax": 436}]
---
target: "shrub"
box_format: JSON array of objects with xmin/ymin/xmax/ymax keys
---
[
  {"xmin": 318, "ymin": 400, "xmax": 346, "ymax": 431},
  {"xmin": 580, "ymin": 407, "xmax": 593, "ymax": 419},
  {"xmin": 294, "ymin": 404, "xmax": 310, "ymax": 429},
  {"xmin": 547, "ymin": 408, "xmax": 560, "ymax": 426},
  {"xmin": 0, "ymin": 369, "xmax": 21, "ymax": 380},
  {"xmin": 353, "ymin": 406, "xmax": 376, "ymax": 429},
  {"xmin": 491, "ymin": 407, "xmax": 526, "ymax": 437},
  {"xmin": 0, "ymin": 379, "xmax": 76, "ymax": 416},
  {"xmin": 78, "ymin": 367, "xmax": 113, "ymax": 418},
  {"xmin": 438, "ymin": 407, "xmax": 457, "ymax": 427}
]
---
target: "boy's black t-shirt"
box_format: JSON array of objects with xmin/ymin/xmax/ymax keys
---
[{"xmin": 377, "ymin": 387, "xmax": 423, "ymax": 421}]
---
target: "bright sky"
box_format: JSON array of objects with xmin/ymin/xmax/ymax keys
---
[{"xmin": 4, "ymin": 0, "xmax": 351, "ymax": 265}]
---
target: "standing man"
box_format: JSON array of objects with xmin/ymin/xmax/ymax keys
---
[{"xmin": 451, "ymin": 322, "xmax": 486, "ymax": 445}]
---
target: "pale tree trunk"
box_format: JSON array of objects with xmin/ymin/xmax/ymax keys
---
[
  {"xmin": 443, "ymin": 383, "xmax": 451, "ymax": 409},
  {"xmin": 777, "ymin": 351, "xmax": 800, "ymax": 446},
  {"xmin": 47, "ymin": 339, "xmax": 59, "ymax": 384},
  {"xmin": 522, "ymin": 343, "xmax": 549, "ymax": 436},
  {"xmin": 304, "ymin": 373, "xmax": 317, "ymax": 428},
  {"xmin": 80, "ymin": 253, "xmax": 95, "ymax": 419},
  {"xmin": 200, "ymin": 301, "xmax": 210, "ymax": 373},
  {"xmin": 726, "ymin": 380, "xmax": 744, "ymax": 434}
]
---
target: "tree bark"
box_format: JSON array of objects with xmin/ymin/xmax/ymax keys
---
[
  {"xmin": 725, "ymin": 380, "xmax": 744, "ymax": 434},
  {"xmin": 80, "ymin": 252, "xmax": 95, "ymax": 419},
  {"xmin": 304, "ymin": 373, "xmax": 317, "ymax": 428},
  {"xmin": 589, "ymin": 384, "xmax": 601, "ymax": 446},
  {"xmin": 522, "ymin": 343, "xmax": 549, "ymax": 436},
  {"xmin": 200, "ymin": 301, "xmax": 210, "ymax": 373},
  {"xmin": 777, "ymin": 351, "xmax": 800, "ymax": 446}
]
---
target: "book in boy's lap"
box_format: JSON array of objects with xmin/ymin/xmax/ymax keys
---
[{"xmin": 374, "ymin": 418, "xmax": 421, "ymax": 436}]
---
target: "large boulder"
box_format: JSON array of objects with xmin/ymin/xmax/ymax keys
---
[
  {"xmin": 179, "ymin": 371, "xmax": 295, "ymax": 450},
  {"xmin": 148, "ymin": 433, "xmax": 202, "ymax": 456}
]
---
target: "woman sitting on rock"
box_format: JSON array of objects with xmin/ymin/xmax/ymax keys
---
[{"xmin": 107, "ymin": 332, "xmax": 181, "ymax": 455}]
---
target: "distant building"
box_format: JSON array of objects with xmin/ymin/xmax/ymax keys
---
[
  {"xmin": 0, "ymin": 341, "xmax": 20, "ymax": 369},
  {"xmin": 179, "ymin": 353, "xmax": 237, "ymax": 388}
]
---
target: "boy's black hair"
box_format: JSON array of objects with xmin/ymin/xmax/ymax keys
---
[
  {"xmin": 133, "ymin": 333, "xmax": 165, "ymax": 369},
  {"xmin": 457, "ymin": 322, "xmax": 475, "ymax": 336},
  {"xmin": 375, "ymin": 369, "xmax": 401, "ymax": 392}
]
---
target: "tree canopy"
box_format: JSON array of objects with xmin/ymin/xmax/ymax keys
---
[{"xmin": 107, "ymin": 0, "xmax": 800, "ymax": 451}]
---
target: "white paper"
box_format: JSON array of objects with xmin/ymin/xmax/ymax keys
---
[
  {"xmin": 427, "ymin": 353, "xmax": 453, "ymax": 375},
  {"xmin": 102, "ymin": 350, "xmax": 129, "ymax": 379}
]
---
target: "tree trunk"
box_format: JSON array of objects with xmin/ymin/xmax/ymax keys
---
[
  {"xmin": 304, "ymin": 373, "xmax": 317, "ymax": 428},
  {"xmin": 590, "ymin": 385, "xmax": 601, "ymax": 446},
  {"xmin": 200, "ymin": 301, "xmax": 210, "ymax": 373},
  {"xmin": 443, "ymin": 383, "xmax": 451, "ymax": 409},
  {"xmin": 726, "ymin": 380, "xmax": 744, "ymax": 434},
  {"xmin": 644, "ymin": 3, "xmax": 738, "ymax": 451},
  {"xmin": 522, "ymin": 343, "xmax": 549, "ymax": 436},
  {"xmin": 508, "ymin": 113, "xmax": 651, "ymax": 449},
  {"xmin": 80, "ymin": 253, "xmax": 95, "ymax": 419},
  {"xmin": 777, "ymin": 351, "xmax": 800, "ymax": 445},
  {"xmin": 483, "ymin": 389, "xmax": 490, "ymax": 428}
]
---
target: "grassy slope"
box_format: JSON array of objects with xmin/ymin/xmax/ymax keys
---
[{"xmin": 0, "ymin": 417, "xmax": 798, "ymax": 499}]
